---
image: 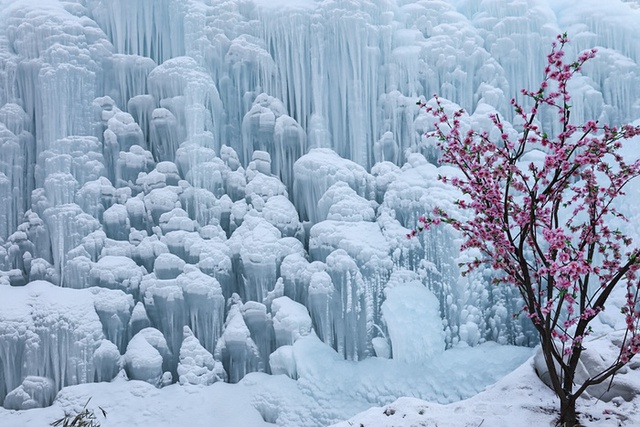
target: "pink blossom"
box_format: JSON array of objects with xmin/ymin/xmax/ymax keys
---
[{"xmin": 412, "ymin": 35, "xmax": 640, "ymax": 411}]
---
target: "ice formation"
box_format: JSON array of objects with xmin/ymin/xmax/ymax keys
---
[
  {"xmin": 0, "ymin": 0, "xmax": 639, "ymax": 424},
  {"xmin": 0, "ymin": 281, "xmax": 130, "ymax": 407}
]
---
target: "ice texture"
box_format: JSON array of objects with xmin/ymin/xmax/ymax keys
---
[
  {"xmin": 0, "ymin": 0, "xmax": 639, "ymax": 418},
  {"xmin": 382, "ymin": 279, "xmax": 445, "ymax": 362},
  {"xmin": 228, "ymin": 215, "xmax": 304, "ymax": 303},
  {"xmin": 271, "ymin": 297, "xmax": 312, "ymax": 347},
  {"xmin": 124, "ymin": 330, "xmax": 166, "ymax": 387},
  {"xmin": 293, "ymin": 148, "xmax": 375, "ymax": 223},
  {"xmin": 178, "ymin": 326, "xmax": 226, "ymax": 386},
  {"xmin": 0, "ymin": 281, "xmax": 128, "ymax": 405},
  {"xmin": 3, "ymin": 376, "xmax": 56, "ymax": 410},
  {"xmin": 215, "ymin": 296, "xmax": 263, "ymax": 383}
]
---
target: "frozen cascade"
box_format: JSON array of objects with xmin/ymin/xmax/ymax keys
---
[
  {"xmin": 273, "ymin": 115, "xmax": 306, "ymax": 197},
  {"xmin": 271, "ymin": 296, "xmax": 313, "ymax": 348},
  {"xmin": 381, "ymin": 276, "xmax": 445, "ymax": 363},
  {"xmin": 177, "ymin": 268, "xmax": 225, "ymax": 354},
  {"xmin": 3, "ymin": 376, "xmax": 56, "ymax": 410},
  {"xmin": 116, "ymin": 145, "xmax": 156, "ymax": 191},
  {"xmin": 86, "ymin": 0, "xmax": 185, "ymax": 65},
  {"xmin": 325, "ymin": 250, "xmax": 372, "ymax": 361},
  {"xmin": 102, "ymin": 54, "xmax": 156, "ymax": 112},
  {"xmin": 177, "ymin": 326, "xmax": 225, "ymax": 386},
  {"xmin": 309, "ymin": 220, "xmax": 392, "ymax": 331},
  {"xmin": 0, "ymin": 103, "xmax": 33, "ymax": 236},
  {"xmin": 228, "ymin": 215, "xmax": 304, "ymax": 303},
  {"xmin": 261, "ymin": 195, "xmax": 304, "ymax": 240},
  {"xmin": 88, "ymin": 256, "xmax": 144, "ymax": 293},
  {"xmin": 138, "ymin": 258, "xmax": 226, "ymax": 359},
  {"xmin": 316, "ymin": 182, "xmax": 377, "ymax": 223},
  {"xmin": 104, "ymin": 113, "xmax": 145, "ymax": 183},
  {"xmin": 269, "ymin": 345, "xmax": 297, "ymax": 380},
  {"xmin": 148, "ymin": 56, "xmax": 223, "ymax": 153},
  {"xmin": 75, "ymin": 177, "xmax": 117, "ymax": 224},
  {"xmin": 280, "ymin": 253, "xmax": 326, "ymax": 305},
  {"xmin": 307, "ymin": 270, "xmax": 334, "ymax": 347},
  {"xmin": 36, "ymin": 136, "xmax": 106, "ymax": 192},
  {"xmin": 92, "ymin": 340, "xmax": 121, "ymax": 383},
  {"xmin": 242, "ymin": 301, "xmax": 274, "ymax": 375},
  {"xmin": 90, "ymin": 286, "xmax": 135, "ymax": 353},
  {"xmin": 5, "ymin": 3, "xmax": 111, "ymax": 158},
  {"xmin": 293, "ymin": 148, "xmax": 375, "ymax": 223},
  {"xmin": 215, "ymin": 296, "xmax": 263, "ymax": 383},
  {"xmin": 0, "ymin": 282, "xmax": 129, "ymax": 405},
  {"xmin": 0, "ymin": 0, "xmax": 639, "ymax": 412},
  {"xmin": 241, "ymin": 94, "xmax": 286, "ymax": 166},
  {"xmin": 43, "ymin": 204, "xmax": 101, "ymax": 285}
]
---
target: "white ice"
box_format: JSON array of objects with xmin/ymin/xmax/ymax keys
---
[{"xmin": 0, "ymin": 0, "xmax": 639, "ymax": 425}]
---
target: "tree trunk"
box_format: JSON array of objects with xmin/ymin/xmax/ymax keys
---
[{"xmin": 559, "ymin": 397, "xmax": 578, "ymax": 427}]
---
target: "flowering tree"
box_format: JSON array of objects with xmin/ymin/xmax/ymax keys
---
[{"xmin": 414, "ymin": 34, "xmax": 640, "ymax": 426}]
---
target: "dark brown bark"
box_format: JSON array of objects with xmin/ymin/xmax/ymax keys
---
[{"xmin": 559, "ymin": 396, "xmax": 578, "ymax": 427}]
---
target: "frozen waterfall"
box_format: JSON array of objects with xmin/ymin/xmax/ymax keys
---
[{"xmin": 0, "ymin": 0, "xmax": 639, "ymax": 413}]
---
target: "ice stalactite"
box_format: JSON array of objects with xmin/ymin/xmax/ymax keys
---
[
  {"xmin": 3, "ymin": 376, "xmax": 56, "ymax": 410},
  {"xmin": 102, "ymin": 54, "xmax": 156, "ymax": 113},
  {"xmin": 316, "ymin": 182, "xmax": 377, "ymax": 223},
  {"xmin": 273, "ymin": 115, "xmax": 306, "ymax": 197},
  {"xmin": 148, "ymin": 56, "xmax": 223, "ymax": 155},
  {"xmin": 0, "ymin": 123, "xmax": 28, "ymax": 239},
  {"xmin": 93, "ymin": 340, "xmax": 121, "ymax": 383},
  {"xmin": 86, "ymin": 0, "xmax": 185, "ymax": 65},
  {"xmin": 309, "ymin": 219, "xmax": 392, "ymax": 333},
  {"xmin": 260, "ymin": 195, "xmax": 304, "ymax": 240},
  {"xmin": 88, "ymin": 256, "xmax": 144, "ymax": 294},
  {"xmin": 325, "ymin": 250, "xmax": 372, "ymax": 361},
  {"xmin": 293, "ymin": 149, "xmax": 375, "ymax": 223},
  {"xmin": 228, "ymin": 215, "xmax": 304, "ymax": 303},
  {"xmin": 221, "ymin": 36, "xmax": 276, "ymax": 159},
  {"xmin": 242, "ymin": 301, "xmax": 274, "ymax": 375},
  {"xmin": 307, "ymin": 271, "xmax": 334, "ymax": 348},
  {"xmin": 280, "ymin": 253, "xmax": 319, "ymax": 305},
  {"xmin": 177, "ymin": 268, "xmax": 225, "ymax": 355},
  {"xmin": 0, "ymin": 282, "xmax": 128, "ymax": 405},
  {"xmin": 215, "ymin": 296, "xmax": 263, "ymax": 383},
  {"xmin": 242, "ymin": 96, "xmax": 281, "ymax": 165},
  {"xmin": 104, "ymin": 113, "xmax": 145, "ymax": 183},
  {"xmin": 43, "ymin": 205, "xmax": 101, "ymax": 286},
  {"xmin": 129, "ymin": 301, "xmax": 151, "ymax": 339},
  {"xmin": 91, "ymin": 287, "xmax": 135, "ymax": 353}
]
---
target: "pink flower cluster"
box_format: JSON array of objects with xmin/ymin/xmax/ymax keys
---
[{"xmin": 413, "ymin": 33, "xmax": 640, "ymax": 370}]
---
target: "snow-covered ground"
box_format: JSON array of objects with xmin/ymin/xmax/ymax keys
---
[
  {"xmin": 0, "ymin": 334, "xmax": 534, "ymax": 426},
  {"xmin": 1, "ymin": 336, "xmax": 638, "ymax": 426},
  {"xmin": 333, "ymin": 346, "xmax": 640, "ymax": 427}
]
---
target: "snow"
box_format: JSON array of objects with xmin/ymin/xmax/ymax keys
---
[
  {"xmin": 177, "ymin": 326, "xmax": 225, "ymax": 386},
  {"xmin": 0, "ymin": 281, "xmax": 126, "ymax": 405},
  {"xmin": 271, "ymin": 296, "xmax": 312, "ymax": 347},
  {"xmin": 333, "ymin": 336, "xmax": 640, "ymax": 427},
  {"xmin": 0, "ymin": 332, "xmax": 535, "ymax": 427},
  {"xmin": 382, "ymin": 280, "xmax": 445, "ymax": 363},
  {"xmin": 0, "ymin": 0, "xmax": 640, "ymax": 425}
]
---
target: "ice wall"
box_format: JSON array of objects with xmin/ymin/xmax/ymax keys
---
[
  {"xmin": 0, "ymin": 281, "xmax": 132, "ymax": 407},
  {"xmin": 0, "ymin": 0, "xmax": 638, "ymax": 409}
]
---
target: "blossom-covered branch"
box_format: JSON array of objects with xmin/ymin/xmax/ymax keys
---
[{"xmin": 414, "ymin": 33, "xmax": 640, "ymax": 426}]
